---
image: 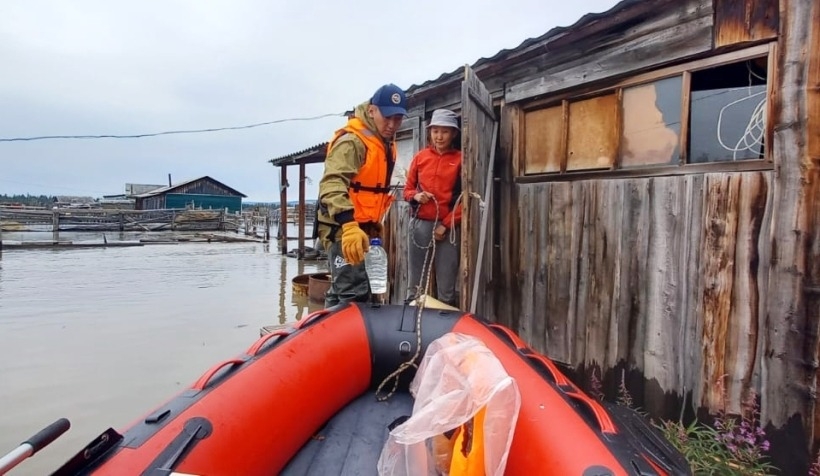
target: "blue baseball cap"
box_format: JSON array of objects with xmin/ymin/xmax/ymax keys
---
[{"xmin": 370, "ymin": 83, "xmax": 407, "ymax": 117}]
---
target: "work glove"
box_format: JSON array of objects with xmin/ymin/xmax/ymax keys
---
[{"xmin": 340, "ymin": 221, "xmax": 369, "ymax": 265}]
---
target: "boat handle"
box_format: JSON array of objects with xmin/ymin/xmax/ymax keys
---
[
  {"xmin": 564, "ymin": 391, "xmax": 617, "ymax": 434},
  {"xmin": 246, "ymin": 330, "xmax": 291, "ymax": 356},
  {"xmin": 295, "ymin": 309, "xmax": 332, "ymax": 329},
  {"xmin": 487, "ymin": 323, "xmax": 527, "ymax": 349},
  {"xmin": 525, "ymin": 353, "xmax": 571, "ymax": 386},
  {"xmin": 191, "ymin": 358, "xmax": 245, "ymax": 391}
]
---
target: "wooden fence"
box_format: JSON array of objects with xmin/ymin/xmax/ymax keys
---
[{"xmin": 0, "ymin": 208, "xmax": 240, "ymax": 233}]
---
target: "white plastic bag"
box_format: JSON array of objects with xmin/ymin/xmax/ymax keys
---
[{"xmin": 377, "ymin": 333, "xmax": 521, "ymax": 476}]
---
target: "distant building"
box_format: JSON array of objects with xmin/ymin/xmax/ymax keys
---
[
  {"xmin": 53, "ymin": 196, "xmax": 97, "ymax": 209},
  {"xmin": 99, "ymin": 194, "xmax": 136, "ymax": 210},
  {"xmin": 133, "ymin": 176, "xmax": 246, "ymax": 212},
  {"xmin": 125, "ymin": 183, "xmax": 165, "ymax": 196}
]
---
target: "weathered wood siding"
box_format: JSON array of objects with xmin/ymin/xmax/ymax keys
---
[
  {"xmin": 808, "ymin": 0, "xmax": 820, "ymax": 454},
  {"xmin": 714, "ymin": 0, "xmax": 779, "ymax": 47},
  {"xmin": 459, "ymin": 67, "xmax": 497, "ymax": 314},
  {"xmin": 504, "ymin": 172, "xmax": 772, "ymax": 418},
  {"xmin": 505, "ymin": 0, "xmax": 713, "ymax": 102},
  {"xmin": 758, "ymin": 0, "xmax": 818, "ymax": 468},
  {"xmin": 385, "ymin": 200, "xmax": 412, "ymax": 304}
]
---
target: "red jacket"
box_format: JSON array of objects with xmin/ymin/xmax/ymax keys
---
[{"xmin": 403, "ymin": 147, "xmax": 462, "ymax": 228}]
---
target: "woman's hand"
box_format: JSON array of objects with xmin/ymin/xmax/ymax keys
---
[
  {"xmin": 434, "ymin": 224, "xmax": 447, "ymax": 241},
  {"xmin": 414, "ymin": 191, "xmax": 434, "ymax": 204}
]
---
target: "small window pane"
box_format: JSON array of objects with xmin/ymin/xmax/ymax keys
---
[
  {"xmin": 524, "ymin": 106, "xmax": 563, "ymax": 174},
  {"xmin": 567, "ymin": 94, "xmax": 619, "ymax": 170},
  {"xmin": 689, "ymin": 59, "xmax": 767, "ymax": 163},
  {"xmin": 393, "ymin": 135, "xmax": 415, "ymax": 186},
  {"xmin": 621, "ymin": 76, "xmax": 682, "ymax": 167}
]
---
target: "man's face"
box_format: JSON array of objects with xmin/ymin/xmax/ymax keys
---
[{"xmin": 368, "ymin": 105, "xmax": 404, "ymax": 139}]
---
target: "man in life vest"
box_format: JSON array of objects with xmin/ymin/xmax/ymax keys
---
[{"xmin": 316, "ymin": 83, "xmax": 407, "ymax": 307}]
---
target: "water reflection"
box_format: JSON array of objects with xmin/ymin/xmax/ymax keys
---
[{"xmin": 0, "ymin": 241, "xmax": 327, "ymax": 475}]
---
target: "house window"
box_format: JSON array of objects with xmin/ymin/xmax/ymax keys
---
[
  {"xmin": 524, "ymin": 106, "xmax": 563, "ymax": 174},
  {"xmin": 392, "ymin": 116, "xmax": 420, "ymax": 187},
  {"xmin": 393, "ymin": 132, "xmax": 416, "ymax": 186},
  {"xmin": 621, "ymin": 76, "xmax": 682, "ymax": 167},
  {"xmin": 689, "ymin": 59, "xmax": 768, "ymax": 163},
  {"xmin": 519, "ymin": 44, "xmax": 771, "ymax": 177},
  {"xmin": 567, "ymin": 93, "xmax": 619, "ymax": 170}
]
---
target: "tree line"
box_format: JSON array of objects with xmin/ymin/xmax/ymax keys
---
[{"xmin": 0, "ymin": 194, "xmax": 55, "ymax": 207}]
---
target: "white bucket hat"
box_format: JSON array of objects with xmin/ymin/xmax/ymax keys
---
[{"xmin": 426, "ymin": 109, "xmax": 459, "ymax": 130}]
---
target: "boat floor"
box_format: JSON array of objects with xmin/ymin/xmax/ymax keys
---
[{"xmin": 281, "ymin": 391, "xmax": 414, "ymax": 475}]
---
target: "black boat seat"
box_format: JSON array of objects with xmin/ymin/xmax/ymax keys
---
[{"xmin": 281, "ymin": 391, "xmax": 414, "ymax": 476}]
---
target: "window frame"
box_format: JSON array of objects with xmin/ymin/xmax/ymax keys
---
[{"xmin": 516, "ymin": 42, "xmax": 776, "ymax": 182}]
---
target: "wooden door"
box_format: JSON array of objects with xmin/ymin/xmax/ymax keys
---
[{"xmin": 460, "ymin": 66, "xmax": 498, "ymax": 315}]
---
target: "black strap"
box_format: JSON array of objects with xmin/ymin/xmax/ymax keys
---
[{"xmin": 350, "ymin": 181, "xmax": 391, "ymax": 194}]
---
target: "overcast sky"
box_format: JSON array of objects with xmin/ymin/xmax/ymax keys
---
[{"xmin": 1, "ymin": 0, "xmax": 620, "ymax": 202}]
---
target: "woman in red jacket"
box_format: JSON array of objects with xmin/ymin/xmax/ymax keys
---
[{"xmin": 403, "ymin": 109, "xmax": 462, "ymax": 306}]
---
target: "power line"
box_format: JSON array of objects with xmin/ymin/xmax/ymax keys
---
[{"xmin": 0, "ymin": 113, "xmax": 345, "ymax": 143}]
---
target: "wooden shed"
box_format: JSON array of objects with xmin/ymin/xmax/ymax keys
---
[
  {"xmin": 268, "ymin": 143, "xmax": 328, "ymax": 256},
  {"xmin": 274, "ymin": 0, "xmax": 818, "ymax": 471},
  {"xmin": 134, "ymin": 176, "xmax": 246, "ymax": 212}
]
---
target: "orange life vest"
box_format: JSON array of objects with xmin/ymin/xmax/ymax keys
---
[{"xmin": 327, "ymin": 118, "xmax": 396, "ymax": 224}]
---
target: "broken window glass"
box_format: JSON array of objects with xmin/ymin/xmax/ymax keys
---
[{"xmin": 688, "ymin": 59, "xmax": 767, "ymax": 163}]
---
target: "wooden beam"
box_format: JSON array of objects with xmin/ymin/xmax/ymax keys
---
[
  {"xmin": 761, "ymin": 0, "xmax": 816, "ymax": 470},
  {"xmin": 806, "ymin": 0, "xmax": 820, "ymax": 454},
  {"xmin": 518, "ymin": 44, "xmax": 772, "ymax": 112},
  {"xmin": 560, "ymin": 100, "xmax": 569, "ymax": 173},
  {"xmin": 279, "ymin": 166, "xmax": 288, "ymax": 254},
  {"xmin": 680, "ymin": 71, "xmax": 692, "ymax": 164},
  {"xmin": 514, "ymin": 158, "xmax": 774, "ymax": 184},
  {"xmin": 298, "ymin": 162, "xmax": 306, "ymax": 259}
]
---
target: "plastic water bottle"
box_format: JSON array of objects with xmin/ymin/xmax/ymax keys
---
[{"xmin": 364, "ymin": 237, "xmax": 388, "ymax": 296}]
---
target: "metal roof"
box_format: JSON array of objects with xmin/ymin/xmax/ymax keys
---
[
  {"xmin": 134, "ymin": 176, "xmax": 247, "ymax": 198},
  {"xmin": 404, "ymin": 0, "xmax": 639, "ymax": 100},
  {"xmin": 268, "ymin": 142, "xmax": 329, "ymax": 167}
]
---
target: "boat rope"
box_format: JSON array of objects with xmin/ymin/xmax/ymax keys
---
[
  {"xmin": 374, "ymin": 197, "xmax": 440, "ymax": 402},
  {"xmin": 374, "ymin": 190, "xmax": 484, "ymax": 402}
]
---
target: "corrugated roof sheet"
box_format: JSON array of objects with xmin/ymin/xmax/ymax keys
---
[
  {"xmin": 134, "ymin": 176, "xmax": 246, "ymax": 198},
  {"xmin": 405, "ymin": 0, "xmax": 639, "ymax": 98},
  {"xmin": 268, "ymin": 142, "xmax": 329, "ymax": 167}
]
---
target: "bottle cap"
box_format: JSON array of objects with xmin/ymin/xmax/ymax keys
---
[{"xmin": 370, "ymin": 237, "xmax": 382, "ymax": 246}]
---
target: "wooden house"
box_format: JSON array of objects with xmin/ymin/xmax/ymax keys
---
[
  {"xmin": 273, "ymin": 0, "xmax": 818, "ymax": 470},
  {"xmin": 134, "ymin": 176, "xmax": 246, "ymax": 212}
]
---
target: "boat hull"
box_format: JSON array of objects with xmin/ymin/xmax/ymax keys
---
[{"xmin": 53, "ymin": 303, "xmax": 689, "ymax": 476}]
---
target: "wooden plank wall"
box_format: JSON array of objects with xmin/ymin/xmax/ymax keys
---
[
  {"xmin": 808, "ymin": 0, "xmax": 820, "ymax": 455},
  {"xmin": 507, "ymin": 172, "xmax": 772, "ymax": 419},
  {"xmin": 385, "ymin": 200, "xmax": 412, "ymax": 304},
  {"xmin": 760, "ymin": 1, "xmax": 818, "ymax": 468},
  {"xmin": 504, "ymin": 0, "xmax": 713, "ymax": 103},
  {"xmin": 459, "ymin": 67, "xmax": 497, "ymax": 314},
  {"xmin": 714, "ymin": 0, "xmax": 779, "ymax": 47}
]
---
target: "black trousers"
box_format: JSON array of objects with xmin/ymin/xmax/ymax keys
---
[{"xmin": 324, "ymin": 240, "xmax": 371, "ymax": 307}]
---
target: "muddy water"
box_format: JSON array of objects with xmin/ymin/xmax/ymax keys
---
[{"xmin": 0, "ymin": 239, "xmax": 325, "ymax": 474}]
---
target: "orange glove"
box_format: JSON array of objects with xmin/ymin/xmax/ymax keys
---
[{"xmin": 340, "ymin": 222, "xmax": 369, "ymax": 265}]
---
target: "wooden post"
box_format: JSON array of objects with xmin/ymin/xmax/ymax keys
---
[
  {"xmin": 298, "ymin": 162, "xmax": 306, "ymax": 259},
  {"xmin": 761, "ymin": 1, "xmax": 819, "ymax": 472},
  {"xmin": 279, "ymin": 165, "xmax": 288, "ymax": 254},
  {"xmin": 52, "ymin": 210, "xmax": 59, "ymax": 242},
  {"xmin": 0, "ymin": 212, "xmax": 3, "ymax": 258}
]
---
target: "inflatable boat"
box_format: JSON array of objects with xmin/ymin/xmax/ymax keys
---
[{"xmin": 49, "ymin": 302, "xmax": 690, "ymax": 475}]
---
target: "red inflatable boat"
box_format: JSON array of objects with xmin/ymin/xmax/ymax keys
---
[{"xmin": 51, "ymin": 303, "xmax": 690, "ymax": 475}]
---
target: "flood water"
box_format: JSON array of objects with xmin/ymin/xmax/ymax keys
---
[{"xmin": 0, "ymin": 231, "xmax": 326, "ymax": 475}]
